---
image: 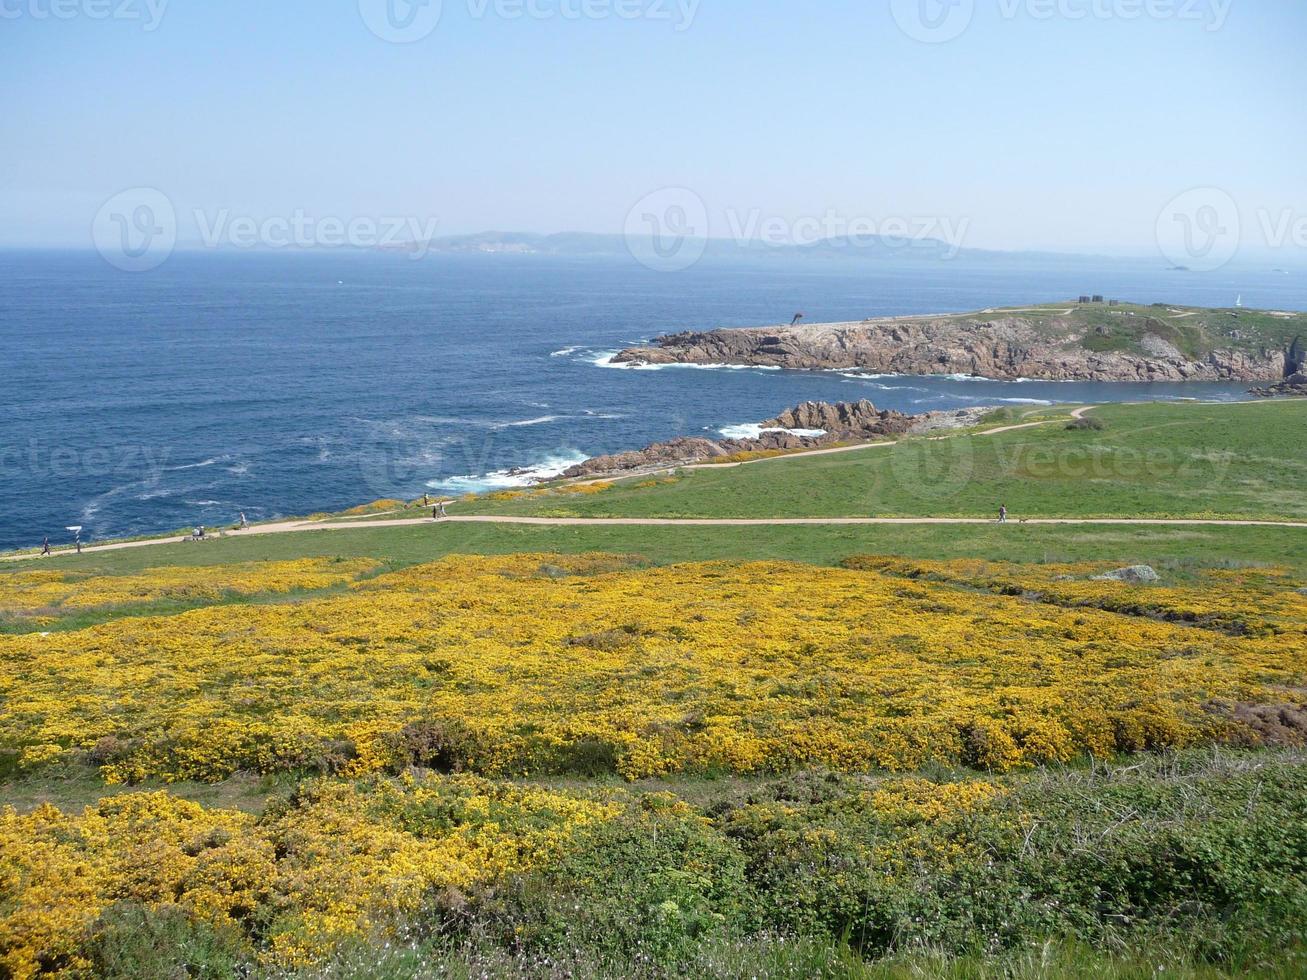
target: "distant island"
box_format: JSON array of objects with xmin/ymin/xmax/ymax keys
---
[{"xmin": 613, "ymin": 301, "xmax": 1307, "ymax": 384}]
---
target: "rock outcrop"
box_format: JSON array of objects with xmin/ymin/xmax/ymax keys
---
[
  {"xmin": 1093, "ymin": 565, "xmax": 1161, "ymax": 584},
  {"xmin": 613, "ymin": 310, "xmax": 1296, "ymax": 382},
  {"xmin": 1249, "ymin": 372, "xmax": 1307, "ymax": 398},
  {"xmin": 762, "ymin": 399, "xmax": 915, "ymax": 438},
  {"xmin": 562, "ymin": 400, "xmax": 919, "ymax": 479}
]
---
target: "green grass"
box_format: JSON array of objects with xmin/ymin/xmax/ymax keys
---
[
  {"xmin": 969, "ymin": 301, "xmax": 1306, "ymax": 359},
  {"xmin": 5, "ymin": 521, "xmax": 1307, "ymax": 577},
  {"xmin": 459, "ymin": 401, "xmax": 1307, "ymax": 521}
]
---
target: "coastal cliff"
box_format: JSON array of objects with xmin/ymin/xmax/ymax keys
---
[{"xmin": 613, "ymin": 303, "xmax": 1306, "ymax": 383}]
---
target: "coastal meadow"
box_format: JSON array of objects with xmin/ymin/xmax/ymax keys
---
[{"xmin": 1, "ymin": 552, "xmax": 1303, "ymax": 976}]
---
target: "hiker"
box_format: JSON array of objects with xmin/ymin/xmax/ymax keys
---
[
  {"xmin": 238, "ymin": 512, "xmax": 248, "ymax": 529},
  {"xmin": 998, "ymin": 504, "xmax": 1008, "ymax": 524},
  {"xmin": 438, "ymin": 500, "xmax": 447, "ymax": 518},
  {"xmin": 41, "ymin": 536, "xmax": 51, "ymax": 556},
  {"xmin": 422, "ymin": 494, "xmax": 430, "ymax": 508}
]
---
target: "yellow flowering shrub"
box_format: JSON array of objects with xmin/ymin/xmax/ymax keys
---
[
  {"xmin": 845, "ymin": 557, "xmax": 1307, "ymax": 638},
  {"xmin": 0, "ymin": 774, "xmax": 617, "ymax": 977},
  {"xmin": 0, "ymin": 558, "xmax": 379, "ymax": 619},
  {"xmin": 553, "ymin": 482, "xmax": 614, "ymax": 495},
  {"xmin": 0, "ymin": 555, "xmax": 1300, "ymax": 783},
  {"xmin": 337, "ymin": 499, "xmax": 408, "ymax": 516},
  {"xmin": 0, "ymin": 793, "xmax": 262, "ymax": 979}
]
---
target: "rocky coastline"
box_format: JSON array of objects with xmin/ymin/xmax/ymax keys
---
[
  {"xmin": 1249, "ymin": 372, "xmax": 1307, "ymax": 398},
  {"xmin": 612, "ymin": 311, "xmax": 1300, "ymax": 383},
  {"xmin": 561, "ymin": 400, "xmax": 986, "ymax": 479}
]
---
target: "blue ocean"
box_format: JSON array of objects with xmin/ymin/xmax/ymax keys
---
[{"xmin": 2, "ymin": 248, "xmax": 1304, "ymax": 553}]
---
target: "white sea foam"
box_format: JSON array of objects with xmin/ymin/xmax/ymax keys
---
[
  {"xmin": 827, "ymin": 370, "xmax": 904, "ymax": 380},
  {"xmin": 549, "ymin": 347, "xmax": 581, "ymax": 357},
  {"xmin": 592, "ymin": 351, "xmax": 782, "ymax": 372},
  {"xmin": 495, "ymin": 415, "xmax": 564, "ymax": 429},
  {"xmin": 167, "ymin": 455, "xmax": 231, "ymax": 471},
  {"xmin": 427, "ymin": 451, "xmax": 590, "ymax": 495},
  {"xmin": 718, "ymin": 424, "xmax": 828, "ymax": 440}
]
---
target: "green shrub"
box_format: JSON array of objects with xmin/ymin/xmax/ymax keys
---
[
  {"xmin": 85, "ymin": 904, "xmax": 247, "ymax": 980},
  {"xmin": 484, "ymin": 792, "xmax": 754, "ymax": 963}
]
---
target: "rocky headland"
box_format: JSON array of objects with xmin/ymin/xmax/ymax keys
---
[
  {"xmin": 612, "ymin": 305, "xmax": 1306, "ymax": 383},
  {"xmin": 561, "ymin": 400, "xmax": 985, "ymax": 479}
]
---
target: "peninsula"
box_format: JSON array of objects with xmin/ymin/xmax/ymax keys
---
[{"xmin": 614, "ymin": 301, "xmax": 1307, "ymax": 383}]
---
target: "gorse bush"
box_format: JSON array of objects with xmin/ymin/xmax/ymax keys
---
[
  {"xmin": 1, "ymin": 555, "xmax": 1302, "ymax": 783},
  {"xmin": 2, "ymin": 753, "xmax": 1303, "ymax": 976},
  {"xmin": 1, "ymin": 552, "xmax": 1302, "ymax": 976}
]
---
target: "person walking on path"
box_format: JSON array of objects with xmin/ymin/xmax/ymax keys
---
[
  {"xmin": 433, "ymin": 501, "xmax": 447, "ymax": 519},
  {"xmin": 41, "ymin": 537, "xmax": 50, "ymax": 556},
  {"xmin": 238, "ymin": 512, "xmax": 249, "ymax": 530},
  {"xmin": 998, "ymin": 504, "xmax": 1008, "ymax": 524}
]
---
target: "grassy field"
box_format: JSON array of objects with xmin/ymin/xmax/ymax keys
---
[
  {"xmin": 457, "ymin": 401, "xmax": 1307, "ymax": 521},
  {"xmin": 1, "ymin": 400, "xmax": 1304, "ymax": 979}
]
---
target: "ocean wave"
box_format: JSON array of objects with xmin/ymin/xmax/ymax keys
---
[
  {"xmin": 495, "ymin": 415, "xmax": 564, "ymax": 429},
  {"xmin": 426, "ymin": 451, "xmax": 590, "ymax": 495},
  {"xmin": 718, "ymin": 424, "xmax": 828, "ymax": 440},
  {"xmin": 549, "ymin": 347, "xmax": 581, "ymax": 357},
  {"xmin": 837, "ymin": 377, "xmax": 932, "ymax": 394},
  {"xmin": 592, "ymin": 351, "xmax": 782, "ymax": 372},
  {"xmin": 826, "ymin": 370, "xmax": 904, "ymax": 380},
  {"xmin": 166, "ymin": 455, "xmax": 232, "ymax": 472}
]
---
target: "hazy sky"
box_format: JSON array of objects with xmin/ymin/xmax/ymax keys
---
[{"xmin": 2, "ymin": 0, "xmax": 1305, "ymax": 256}]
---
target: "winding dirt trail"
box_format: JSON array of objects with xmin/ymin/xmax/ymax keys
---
[{"xmin": 7, "ymin": 407, "xmax": 1303, "ymax": 564}]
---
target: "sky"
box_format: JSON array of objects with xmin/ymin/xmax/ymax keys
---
[{"xmin": 2, "ymin": 0, "xmax": 1305, "ymax": 258}]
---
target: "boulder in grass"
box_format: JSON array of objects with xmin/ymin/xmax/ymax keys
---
[{"xmin": 1092, "ymin": 565, "xmax": 1160, "ymax": 584}]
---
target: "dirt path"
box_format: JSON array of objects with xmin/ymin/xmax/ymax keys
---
[
  {"xmin": 9, "ymin": 407, "xmax": 1302, "ymax": 564},
  {"xmin": 10, "ymin": 512, "xmax": 1305, "ymax": 564}
]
